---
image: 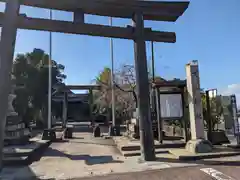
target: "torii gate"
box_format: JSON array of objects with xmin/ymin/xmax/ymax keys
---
[
  {"xmin": 57, "ymin": 85, "xmax": 101, "ymax": 127},
  {"xmin": 0, "ymin": 0, "xmax": 189, "ymax": 164}
]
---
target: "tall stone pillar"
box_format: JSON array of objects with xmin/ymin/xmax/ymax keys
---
[
  {"xmin": 185, "ymin": 60, "xmax": 212, "ymax": 153},
  {"xmin": 230, "ymin": 95, "xmax": 240, "ymax": 144},
  {"xmin": 0, "ymin": 1, "xmax": 20, "ymax": 170},
  {"xmin": 132, "ymin": 13, "xmax": 155, "ymax": 161},
  {"xmin": 186, "ymin": 60, "xmax": 205, "ymax": 140}
]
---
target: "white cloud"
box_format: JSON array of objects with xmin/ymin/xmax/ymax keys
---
[{"xmin": 220, "ymin": 84, "xmax": 240, "ymax": 106}]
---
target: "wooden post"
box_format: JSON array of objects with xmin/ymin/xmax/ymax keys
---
[
  {"xmin": 0, "ymin": 0, "xmax": 20, "ymax": 170},
  {"xmin": 74, "ymin": 9, "xmax": 84, "ymax": 23},
  {"xmin": 89, "ymin": 88, "xmax": 94, "ymax": 126},
  {"xmin": 181, "ymin": 88, "xmax": 188, "ymax": 142},
  {"xmin": 206, "ymin": 90, "xmax": 212, "ymax": 142},
  {"xmin": 132, "ymin": 12, "xmax": 155, "ymax": 161},
  {"xmin": 62, "ymin": 92, "xmax": 68, "ymax": 128},
  {"xmin": 155, "ymin": 88, "xmax": 163, "ymax": 143}
]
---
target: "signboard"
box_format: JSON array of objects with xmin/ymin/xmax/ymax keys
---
[{"xmin": 160, "ymin": 94, "xmax": 183, "ymax": 118}]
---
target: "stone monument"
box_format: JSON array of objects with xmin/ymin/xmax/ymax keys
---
[
  {"xmin": 185, "ymin": 60, "xmax": 212, "ymax": 153},
  {"xmin": 4, "ymin": 89, "xmax": 30, "ymax": 146}
]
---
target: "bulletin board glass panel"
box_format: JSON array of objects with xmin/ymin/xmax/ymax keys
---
[{"xmin": 160, "ymin": 94, "xmax": 183, "ymax": 118}]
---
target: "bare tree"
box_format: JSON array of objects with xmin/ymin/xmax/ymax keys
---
[
  {"xmin": 114, "ymin": 64, "xmax": 137, "ymax": 108},
  {"xmin": 92, "ymin": 65, "xmax": 137, "ymax": 122}
]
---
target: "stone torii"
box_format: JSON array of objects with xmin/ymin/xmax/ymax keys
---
[{"xmin": 0, "ymin": 0, "xmax": 189, "ymax": 169}]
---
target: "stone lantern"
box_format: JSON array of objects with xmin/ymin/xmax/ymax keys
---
[{"xmin": 4, "ymin": 86, "xmax": 30, "ymax": 146}]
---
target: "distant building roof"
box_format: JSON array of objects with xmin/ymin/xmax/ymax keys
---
[
  {"xmin": 52, "ymin": 93, "xmax": 89, "ymax": 103},
  {"xmin": 153, "ymin": 79, "xmax": 186, "ymax": 88}
]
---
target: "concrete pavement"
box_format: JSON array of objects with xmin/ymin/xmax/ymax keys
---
[
  {"xmin": 1, "ymin": 124, "xmax": 240, "ymax": 180},
  {"xmin": 72, "ymin": 165, "xmax": 240, "ymax": 180},
  {"xmin": 2, "ymin": 133, "xmax": 240, "ymax": 179},
  {"xmin": 0, "ymin": 131, "xmax": 177, "ymax": 179}
]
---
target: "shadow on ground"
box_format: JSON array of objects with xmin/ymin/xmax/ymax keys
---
[{"xmin": 43, "ymin": 147, "xmax": 123, "ymax": 165}]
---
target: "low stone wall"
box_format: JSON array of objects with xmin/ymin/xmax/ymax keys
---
[
  {"xmin": 163, "ymin": 125, "xmax": 188, "ymax": 137},
  {"xmin": 126, "ymin": 118, "xmax": 189, "ymax": 139}
]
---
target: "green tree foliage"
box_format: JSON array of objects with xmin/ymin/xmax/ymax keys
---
[
  {"xmin": 201, "ymin": 93, "xmax": 223, "ymax": 131},
  {"xmin": 12, "ymin": 48, "xmax": 66, "ymax": 127}
]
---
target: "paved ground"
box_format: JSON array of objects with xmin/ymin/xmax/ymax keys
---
[
  {"xmin": 1, "ymin": 125, "xmax": 240, "ymax": 180},
  {"xmin": 72, "ymin": 165, "xmax": 240, "ymax": 180},
  {"xmin": 3, "ymin": 164, "xmax": 240, "ymax": 180},
  {"xmin": 2, "ymin": 137, "xmax": 240, "ymax": 180}
]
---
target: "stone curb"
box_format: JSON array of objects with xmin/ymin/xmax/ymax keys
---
[
  {"xmin": 113, "ymin": 137, "xmax": 185, "ymax": 151},
  {"xmin": 122, "ymin": 150, "xmax": 170, "ymax": 157},
  {"xmin": 176, "ymin": 152, "xmax": 240, "ymax": 161},
  {"xmin": 113, "ymin": 137, "xmax": 185, "ymax": 157}
]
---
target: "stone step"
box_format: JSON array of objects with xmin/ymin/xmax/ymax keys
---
[
  {"xmin": 4, "ymin": 149, "xmax": 32, "ymax": 158},
  {"xmin": 120, "ymin": 142, "xmax": 186, "ymax": 151},
  {"xmin": 3, "ymin": 156, "xmax": 29, "ymax": 166},
  {"xmin": 3, "ymin": 139, "xmax": 50, "ymax": 166},
  {"xmin": 122, "ymin": 149, "xmax": 170, "ymax": 157}
]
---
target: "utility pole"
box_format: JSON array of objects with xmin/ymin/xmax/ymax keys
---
[
  {"xmin": 47, "ymin": 9, "xmax": 52, "ymax": 129},
  {"xmin": 109, "ymin": 17, "xmax": 116, "ymax": 127},
  {"xmin": 151, "ymin": 41, "xmax": 155, "ymax": 82},
  {"xmin": 151, "ymin": 41, "xmax": 156, "ymax": 111}
]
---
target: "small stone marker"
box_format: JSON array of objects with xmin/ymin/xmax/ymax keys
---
[
  {"xmin": 42, "ymin": 129, "xmax": 56, "ymax": 141},
  {"xmin": 108, "ymin": 125, "xmax": 121, "ymax": 136},
  {"xmin": 64, "ymin": 125, "xmax": 73, "ymax": 139},
  {"xmin": 108, "ymin": 125, "xmax": 114, "ymax": 136},
  {"xmin": 93, "ymin": 124, "xmax": 101, "ymax": 137},
  {"xmin": 114, "ymin": 126, "xmax": 121, "ymax": 136}
]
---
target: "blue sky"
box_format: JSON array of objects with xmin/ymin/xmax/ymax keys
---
[{"xmin": 1, "ymin": 0, "xmax": 240, "ymax": 97}]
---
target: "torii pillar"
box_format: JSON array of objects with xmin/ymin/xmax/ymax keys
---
[
  {"xmin": 0, "ymin": 1, "xmax": 20, "ymax": 170},
  {"xmin": 185, "ymin": 60, "xmax": 212, "ymax": 153},
  {"xmin": 132, "ymin": 13, "xmax": 155, "ymax": 161}
]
